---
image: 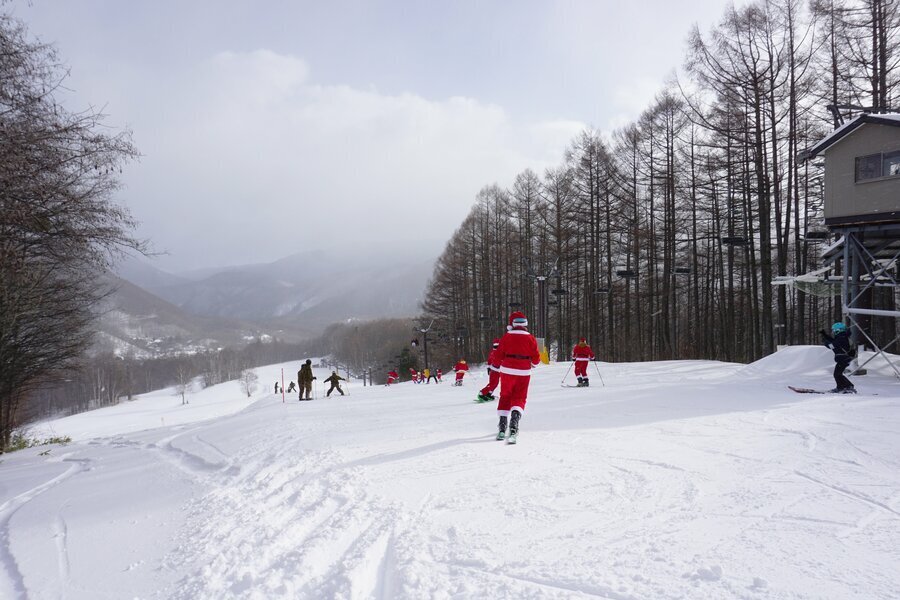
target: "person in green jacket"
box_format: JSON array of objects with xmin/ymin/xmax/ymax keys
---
[
  {"xmin": 297, "ymin": 359, "xmax": 316, "ymax": 400},
  {"xmin": 324, "ymin": 371, "xmax": 345, "ymax": 397}
]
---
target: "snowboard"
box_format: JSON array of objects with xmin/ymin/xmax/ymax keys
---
[
  {"xmin": 788, "ymin": 386, "xmax": 860, "ymax": 395},
  {"xmin": 496, "ymin": 431, "xmax": 505, "ymax": 441},
  {"xmin": 507, "ymin": 433, "xmax": 517, "ymax": 444},
  {"xmin": 474, "ymin": 394, "xmax": 495, "ymax": 403}
]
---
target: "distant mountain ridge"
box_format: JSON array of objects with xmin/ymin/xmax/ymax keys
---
[{"xmin": 103, "ymin": 249, "xmax": 434, "ymax": 356}]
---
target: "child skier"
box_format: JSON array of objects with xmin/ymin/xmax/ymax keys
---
[
  {"xmin": 477, "ymin": 338, "xmax": 502, "ymax": 402},
  {"xmin": 571, "ymin": 338, "xmax": 595, "ymax": 387},
  {"xmin": 495, "ymin": 311, "xmax": 540, "ymax": 443},
  {"xmin": 436, "ymin": 368, "xmax": 443, "ymax": 383},
  {"xmin": 386, "ymin": 370, "xmax": 399, "ymax": 385},
  {"xmin": 453, "ymin": 359, "xmax": 469, "ymax": 386},
  {"xmin": 820, "ymin": 323, "xmax": 857, "ymax": 394},
  {"xmin": 324, "ymin": 371, "xmax": 346, "ymax": 397}
]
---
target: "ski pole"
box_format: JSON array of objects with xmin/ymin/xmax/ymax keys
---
[
  {"xmin": 593, "ymin": 360, "xmax": 606, "ymax": 387},
  {"xmin": 561, "ymin": 361, "xmax": 574, "ymax": 386}
]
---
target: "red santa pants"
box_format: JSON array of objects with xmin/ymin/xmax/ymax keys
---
[
  {"xmin": 479, "ymin": 369, "xmax": 500, "ymax": 396},
  {"xmin": 455, "ymin": 371, "xmax": 465, "ymax": 383},
  {"xmin": 497, "ymin": 373, "xmax": 531, "ymax": 415},
  {"xmin": 574, "ymin": 360, "xmax": 589, "ymax": 377},
  {"xmin": 387, "ymin": 377, "xmax": 397, "ymax": 385}
]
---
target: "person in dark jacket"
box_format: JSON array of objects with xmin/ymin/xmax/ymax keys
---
[
  {"xmin": 298, "ymin": 359, "xmax": 316, "ymax": 400},
  {"xmin": 820, "ymin": 322, "xmax": 857, "ymax": 394},
  {"xmin": 286, "ymin": 381, "xmax": 297, "ymax": 393},
  {"xmin": 324, "ymin": 371, "xmax": 345, "ymax": 397}
]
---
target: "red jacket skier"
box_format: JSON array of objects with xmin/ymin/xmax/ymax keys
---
[
  {"xmin": 453, "ymin": 360, "xmax": 468, "ymax": 385},
  {"xmin": 477, "ymin": 338, "xmax": 502, "ymax": 402},
  {"xmin": 572, "ymin": 338, "xmax": 595, "ymax": 387},
  {"xmin": 409, "ymin": 368, "xmax": 419, "ymax": 384},
  {"xmin": 494, "ymin": 311, "xmax": 540, "ymax": 442},
  {"xmin": 386, "ymin": 370, "xmax": 399, "ymax": 385},
  {"xmin": 436, "ymin": 368, "xmax": 443, "ymax": 383}
]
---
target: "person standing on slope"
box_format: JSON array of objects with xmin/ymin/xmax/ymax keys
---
[
  {"xmin": 476, "ymin": 338, "xmax": 502, "ymax": 403},
  {"xmin": 453, "ymin": 359, "xmax": 469, "ymax": 386},
  {"xmin": 820, "ymin": 323, "xmax": 857, "ymax": 394},
  {"xmin": 436, "ymin": 368, "xmax": 443, "ymax": 383},
  {"xmin": 572, "ymin": 338, "xmax": 595, "ymax": 387},
  {"xmin": 495, "ymin": 311, "xmax": 540, "ymax": 443},
  {"xmin": 387, "ymin": 370, "xmax": 399, "ymax": 385},
  {"xmin": 324, "ymin": 371, "xmax": 346, "ymax": 397},
  {"xmin": 409, "ymin": 367, "xmax": 420, "ymax": 384},
  {"xmin": 298, "ymin": 359, "xmax": 316, "ymax": 401}
]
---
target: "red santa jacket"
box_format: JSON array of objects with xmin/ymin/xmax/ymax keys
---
[
  {"xmin": 387, "ymin": 370, "xmax": 399, "ymax": 380},
  {"xmin": 454, "ymin": 361, "xmax": 469, "ymax": 373},
  {"xmin": 572, "ymin": 343, "xmax": 595, "ymax": 361},
  {"xmin": 486, "ymin": 348, "xmax": 502, "ymax": 371},
  {"xmin": 496, "ymin": 330, "xmax": 540, "ymax": 376}
]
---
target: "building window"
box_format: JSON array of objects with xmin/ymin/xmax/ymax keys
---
[
  {"xmin": 856, "ymin": 153, "xmax": 882, "ymax": 181},
  {"xmin": 883, "ymin": 150, "xmax": 900, "ymax": 177}
]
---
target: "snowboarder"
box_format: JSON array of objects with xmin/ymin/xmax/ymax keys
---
[
  {"xmin": 298, "ymin": 359, "xmax": 316, "ymax": 400},
  {"xmin": 820, "ymin": 323, "xmax": 857, "ymax": 394},
  {"xmin": 453, "ymin": 359, "xmax": 468, "ymax": 386},
  {"xmin": 387, "ymin": 370, "xmax": 399, "ymax": 385},
  {"xmin": 324, "ymin": 371, "xmax": 346, "ymax": 397},
  {"xmin": 436, "ymin": 368, "xmax": 443, "ymax": 383},
  {"xmin": 495, "ymin": 311, "xmax": 540, "ymax": 443},
  {"xmin": 286, "ymin": 381, "xmax": 297, "ymax": 394},
  {"xmin": 477, "ymin": 338, "xmax": 502, "ymax": 402},
  {"xmin": 572, "ymin": 338, "xmax": 595, "ymax": 387}
]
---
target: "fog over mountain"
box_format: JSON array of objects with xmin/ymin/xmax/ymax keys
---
[{"xmin": 104, "ymin": 248, "xmax": 434, "ymax": 356}]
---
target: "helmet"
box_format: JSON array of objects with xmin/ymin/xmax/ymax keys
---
[
  {"xmin": 832, "ymin": 322, "xmax": 848, "ymax": 334},
  {"xmin": 508, "ymin": 311, "xmax": 528, "ymax": 329}
]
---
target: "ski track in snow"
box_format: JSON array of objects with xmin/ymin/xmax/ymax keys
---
[
  {"xmin": 2, "ymin": 353, "xmax": 899, "ymax": 599},
  {"xmin": 0, "ymin": 454, "xmax": 92, "ymax": 599}
]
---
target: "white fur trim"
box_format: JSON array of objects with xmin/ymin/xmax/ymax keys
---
[
  {"xmin": 507, "ymin": 330, "xmax": 530, "ymax": 336},
  {"xmin": 488, "ymin": 365, "xmax": 501, "ymax": 372},
  {"xmin": 498, "ymin": 409, "xmax": 511, "ymax": 417},
  {"xmin": 499, "ymin": 365, "xmax": 533, "ymax": 376},
  {"xmin": 510, "ymin": 407, "xmax": 524, "ymax": 416},
  {"xmin": 574, "ymin": 357, "xmax": 591, "ymax": 362}
]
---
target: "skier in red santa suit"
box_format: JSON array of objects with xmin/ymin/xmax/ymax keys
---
[
  {"xmin": 495, "ymin": 311, "xmax": 540, "ymax": 441},
  {"xmin": 436, "ymin": 368, "xmax": 443, "ymax": 383},
  {"xmin": 477, "ymin": 338, "xmax": 502, "ymax": 402},
  {"xmin": 409, "ymin": 368, "xmax": 419, "ymax": 384},
  {"xmin": 571, "ymin": 338, "xmax": 595, "ymax": 387},
  {"xmin": 386, "ymin": 370, "xmax": 399, "ymax": 385},
  {"xmin": 453, "ymin": 359, "xmax": 469, "ymax": 385}
]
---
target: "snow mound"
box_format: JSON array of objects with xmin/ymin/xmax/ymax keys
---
[{"xmin": 733, "ymin": 345, "xmax": 834, "ymax": 379}]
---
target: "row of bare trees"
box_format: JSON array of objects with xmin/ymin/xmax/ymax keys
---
[{"xmin": 423, "ymin": 0, "xmax": 900, "ymax": 365}]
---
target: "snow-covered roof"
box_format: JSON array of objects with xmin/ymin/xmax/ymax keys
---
[{"xmin": 801, "ymin": 113, "xmax": 900, "ymax": 161}]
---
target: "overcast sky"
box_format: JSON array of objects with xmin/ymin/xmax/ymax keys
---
[{"xmin": 12, "ymin": 0, "xmax": 735, "ymax": 272}]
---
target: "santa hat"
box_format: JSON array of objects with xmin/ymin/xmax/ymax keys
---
[
  {"xmin": 492, "ymin": 338, "xmax": 500, "ymax": 348},
  {"xmin": 579, "ymin": 337, "xmax": 586, "ymax": 343},
  {"xmin": 507, "ymin": 311, "xmax": 528, "ymax": 330}
]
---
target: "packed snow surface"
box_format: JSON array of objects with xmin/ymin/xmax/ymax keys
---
[{"xmin": 2, "ymin": 349, "xmax": 900, "ymax": 599}]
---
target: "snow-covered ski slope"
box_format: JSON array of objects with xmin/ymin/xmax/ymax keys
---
[{"xmin": 2, "ymin": 347, "xmax": 899, "ymax": 599}]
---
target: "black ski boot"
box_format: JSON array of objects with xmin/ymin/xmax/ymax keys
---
[
  {"xmin": 576, "ymin": 376, "xmax": 584, "ymax": 387},
  {"xmin": 496, "ymin": 416, "xmax": 507, "ymax": 440},
  {"xmin": 508, "ymin": 410, "xmax": 521, "ymax": 444},
  {"xmin": 583, "ymin": 378, "xmax": 589, "ymax": 387}
]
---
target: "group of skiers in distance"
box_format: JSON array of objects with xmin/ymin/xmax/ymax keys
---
[
  {"xmin": 386, "ymin": 360, "xmax": 471, "ymax": 386},
  {"xmin": 274, "ymin": 359, "xmax": 347, "ymax": 400}
]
